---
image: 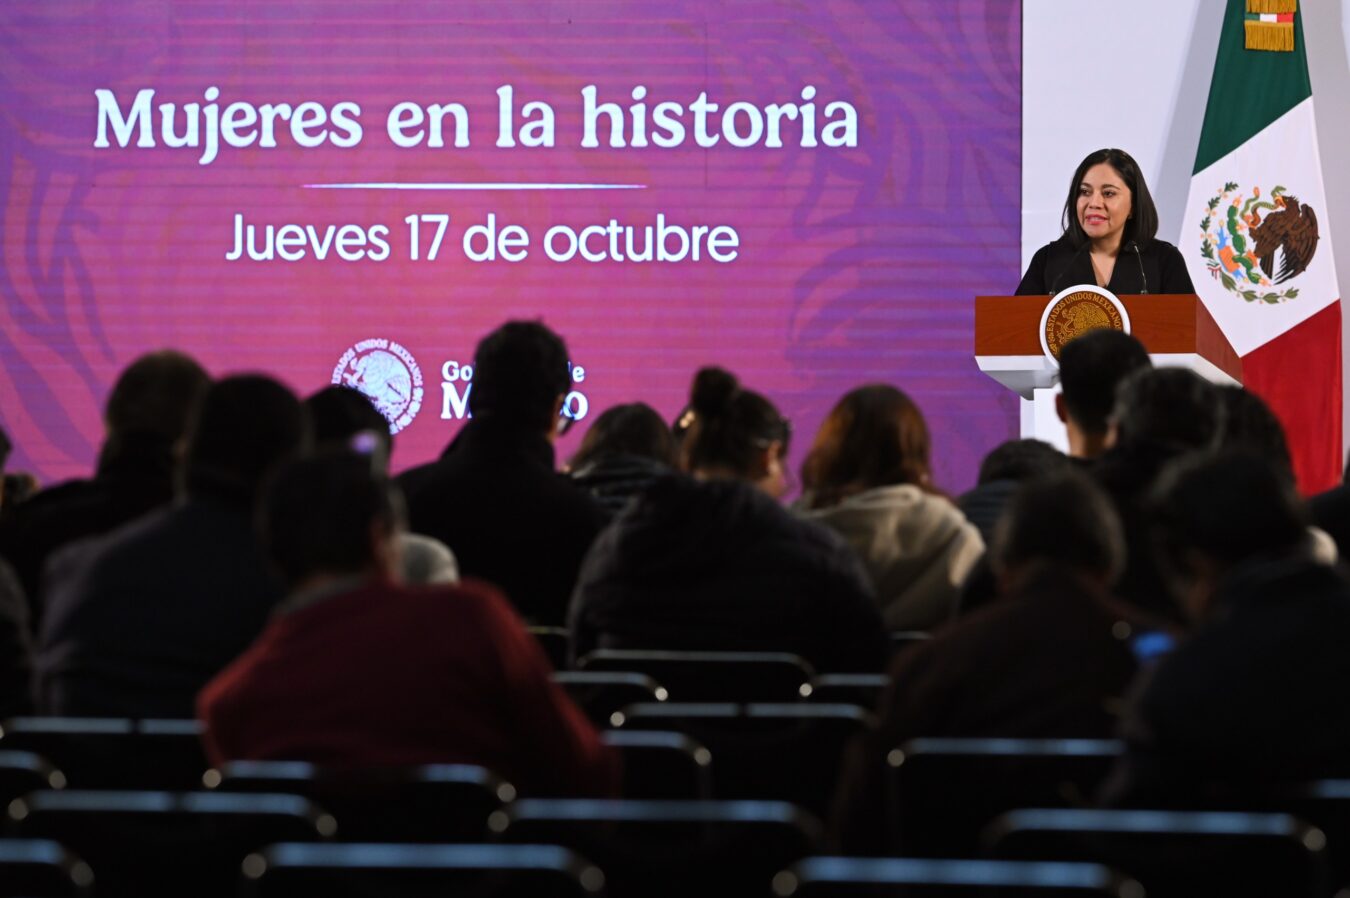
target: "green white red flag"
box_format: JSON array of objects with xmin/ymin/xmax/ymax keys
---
[{"xmin": 1184, "ymin": 0, "xmax": 1341, "ymax": 492}]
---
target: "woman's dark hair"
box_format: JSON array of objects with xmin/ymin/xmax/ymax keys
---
[
  {"xmin": 1061, "ymin": 148, "xmax": 1159, "ymax": 248},
  {"xmin": 679, "ymin": 367, "xmax": 788, "ymax": 477},
  {"xmin": 800, "ymin": 384, "xmax": 933, "ymax": 508},
  {"xmin": 570, "ymin": 402, "xmax": 677, "ymax": 471},
  {"xmin": 260, "ymin": 451, "xmax": 406, "ymax": 590}
]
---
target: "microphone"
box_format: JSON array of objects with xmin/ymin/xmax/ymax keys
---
[
  {"xmin": 1049, "ymin": 241, "xmax": 1091, "ymax": 295},
  {"xmin": 1129, "ymin": 241, "xmax": 1149, "ymax": 294}
]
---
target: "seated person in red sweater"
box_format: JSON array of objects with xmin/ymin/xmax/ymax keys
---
[{"xmin": 197, "ymin": 451, "xmax": 619, "ymax": 797}]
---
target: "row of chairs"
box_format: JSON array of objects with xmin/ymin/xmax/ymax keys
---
[{"xmin": 0, "ymin": 796, "xmax": 1339, "ymax": 897}]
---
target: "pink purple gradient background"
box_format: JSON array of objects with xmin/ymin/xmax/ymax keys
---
[{"xmin": 0, "ymin": 1, "xmax": 1021, "ymax": 491}]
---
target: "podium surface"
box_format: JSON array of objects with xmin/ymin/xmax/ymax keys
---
[{"xmin": 974, "ymin": 293, "xmax": 1241, "ymax": 445}]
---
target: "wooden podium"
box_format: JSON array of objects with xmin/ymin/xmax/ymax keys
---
[{"xmin": 974, "ymin": 293, "xmax": 1242, "ymax": 445}]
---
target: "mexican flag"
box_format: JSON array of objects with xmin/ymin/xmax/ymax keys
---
[{"xmin": 1185, "ymin": 0, "xmax": 1342, "ymax": 493}]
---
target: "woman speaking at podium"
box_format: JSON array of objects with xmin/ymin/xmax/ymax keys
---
[{"xmin": 1016, "ymin": 148, "xmax": 1194, "ymax": 296}]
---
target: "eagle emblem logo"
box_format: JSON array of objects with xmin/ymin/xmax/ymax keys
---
[
  {"xmin": 1200, "ymin": 182, "xmax": 1318, "ymax": 304},
  {"xmin": 331, "ymin": 339, "xmax": 425, "ymax": 434}
]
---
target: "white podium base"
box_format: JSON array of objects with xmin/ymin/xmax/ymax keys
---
[{"xmin": 1019, "ymin": 387, "xmax": 1069, "ymax": 452}]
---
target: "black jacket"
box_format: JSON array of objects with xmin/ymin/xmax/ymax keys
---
[
  {"xmin": 398, "ymin": 418, "xmax": 607, "ymax": 626},
  {"xmin": 0, "ymin": 431, "xmax": 178, "ymax": 630},
  {"xmin": 37, "ymin": 495, "xmax": 282, "ymax": 718},
  {"xmin": 567, "ymin": 475, "xmax": 889, "ymax": 673},
  {"xmin": 1105, "ymin": 556, "xmax": 1350, "ymax": 806},
  {"xmin": 1016, "ymin": 235, "xmax": 1195, "ymax": 296}
]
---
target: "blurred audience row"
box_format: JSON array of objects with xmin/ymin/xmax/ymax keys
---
[{"xmin": 1, "ymin": 320, "xmax": 1349, "ymax": 837}]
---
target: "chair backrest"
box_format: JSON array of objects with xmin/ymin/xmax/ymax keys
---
[
  {"xmin": 0, "ymin": 751, "xmax": 66, "ymax": 805},
  {"xmin": 1230, "ymin": 780, "xmax": 1350, "ymax": 889},
  {"xmin": 600, "ymin": 731, "xmax": 713, "ymax": 800},
  {"xmin": 0, "ymin": 838, "xmax": 94, "ymax": 898},
  {"xmin": 494, "ymin": 798, "xmax": 822, "ymax": 898},
  {"xmin": 803, "ymin": 674, "xmax": 889, "ymax": 709},
  {"xmin": 886, "ymin": 737, "xmax": 1125, "ymax": 855},
  {"xmin": 612, "ymin": 703, "xmax": 873, "ymax": 815},
  {"xmin": 530, "ymin": 627, "xmax": 571, "ymax": 670},
  {"xmin": 986, "ymin": 808, "xmax": 1330, "ymax": 898},
  {"xmin": 205, "ymin": 760, "xmax": 512, "ymax": 841},
  {"xmin": 553, "ymin": 671, "xmax": 668, "ymax": 725},
  {"xmin": 7, "ymin": 790, "xmax": 334, "ymax": 898},
  {"xmin": 888, "ymin": 631, "xmax": 931, "ymax": 657},
  {"xmin": 239, "ymin": 842, "xmax": 606, "ymax": 898},
  {"xmin": 0, "ymin": 718, "xmax": 208, "ymax": 790},
  {"xmin": 576, "ymin": 650, "xmax": 816, "ymax": 702},
  {"xmin": 773, "ymin": 856, "xmax": 1143, "ymax": 897}
]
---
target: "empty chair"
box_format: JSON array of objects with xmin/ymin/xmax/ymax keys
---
[
  {"xmin": 553, "ymin": 671, "xmax": 668, "ymax": 725},
  {"xmin": 576, "ymin": 650, "xmax": 815, "ymax": 702},
  {"xmin": 804, "ymin": 674, "xmax": 889, "ymax": 708},
  {"xmin": 0, "ymin": 751, "xmax": 66, "ymax": 805},
  {"xmin": 986, "ymin": 808, "xmax": 1329, "ymax": 898},
  {"xmin": 205, "ymin": 761, "xmax": 512, "ymax": 841},
  {"xmin": 601, "ymin": 731, "xmax": 713, "ymax": 800},
  {"xmin": 773, "ymin": 857, "xmax": 1142, "ymax": 897},
  {"xmin": 530, "ymin": 627, "xmax": 572, "ymax": 670},
  {"xmin": 612, "ymin": 703, "xmax": 873, "ymax": 815},
  {"xmin": 239, "ymin": 842, "xmax": 606, "ymax": 898},
  {"xmin": 887, "ymin": 738, "xmax": 1124, "ymax": 856},
  {"xmin": 0, "ymin": 718, "xmax": 208, "ymax": 790},
  {"xmin": 0, "ymin": 839, "xmax": 94, "ymax": 898},
  {"xmin": 493, "ymin": 798, "xmax": 822, "ymax": 898},
  {"xmin": 6, "ymin": 790, "xmax": 335, "ymax": 898}
]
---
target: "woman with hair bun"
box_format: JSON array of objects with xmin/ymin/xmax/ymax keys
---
[
  {"xmin": 567, "ymin": 367, "xmax": 888, "ymax": 673},
  {"xmin": 799, "ymin": 384, "xmax": 984, "ymax": 631}
]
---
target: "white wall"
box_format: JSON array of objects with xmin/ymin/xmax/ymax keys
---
[{"xmin": 1023, "ymin": 0, "xmax": 1350, "ymax": 453}]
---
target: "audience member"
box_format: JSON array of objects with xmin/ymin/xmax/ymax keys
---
[
  {"xmin": 568, "ymin": 367, "xmax": 888, "ymax": 672},
  {"xmin": 305, "ymin": 385, "xmax": 458, "ymax": 584},
  {"xmin": 957, "ymin": 438, "xmax": 1071, "ymax": 544},
  {"xmin": 198, "ymin": 452, "xmax": 619, "ymax": 796},
  {"xmin": 1093, "ymin": 366, "xmax": 1224, "ymax": 620},
  {"xmin": 798, "ymin": 385, "xmax": 984, "ymax": 631},
  {"xmin": 37, "ymin": 375, "xmax": 304, "ymax": 718},
  {"xmin": 398, "ymin": 322, "xmax": 606, "ymax": 625},
  {"xmin": 567, "ymin": 402, "xmax": 678, "ymax": 517},
  {"xmin": 1057, "ymin": 329, "xmax": 1152, "ymax": 460},
  {"xmin": 0, "ymin": 350, "xmax": 210, "ymax": 625},
  {"xmin": 1104, "ymin": 451, "xmax": 1350, "ymax": 805},
  {"xmin": 833, "ymin": 471, "xmax": 1169, "ymax": 853},
  {"xmin": 955, "ymin": 439, "xmax": 1072, "ymax": 617},
  {"xmin": 0, "ymin": 424, "xmax": 33, "ymax": 718}
]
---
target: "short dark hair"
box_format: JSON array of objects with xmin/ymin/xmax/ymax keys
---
[
  {"xmin": 468, "ymin": 321, "xmax": 571, "ymax": 432},
  {"xmin": 1111, "ymin": 367, "xmax": 1223, "ymax": 452},
  {"xmin": 105, "ymin": 350, "xmax": 211, "ymax": 443},
  {"xmin": 680, "ymin": 367, "xmax": 788, "ymax": 478},
  {"xmin": 1150, "ymin": 450, "xmax": 1308, "ymax": 571},
  {"xmin": 305, "ymin": 385, "xmax": 394, "ymax": 462},
  {"xmin": 801, "ymin": 384, "xmax": 932, "ymax": 507},
  {"xmin": 260, "ymin": 451, "xmax": 405, "ymax": 590},
  {"xmin": 1217, "ymin": 386, "xmax": 1293, "ymax": 483},
  {"xmin": 185, "ymin": 375, "xmax": 307, "ymax": 501},
  {"xmin": 991, "ymin": 470, "xmax": 1125, "ymax": 583},
  {"xmin": 977, "ymin": 439, "xmax": 1070, "ymax": 485},
  {"xmin": 1059, "ymin": 330, "xmax": 1152, "ymax": 437},
  {"xmin": 569, "ymin": 402, "xmax": 677, "ymax": 471},
  {"xmin": 1061, "ymin": 148, "xmax": 1159, "ymax": 249}
]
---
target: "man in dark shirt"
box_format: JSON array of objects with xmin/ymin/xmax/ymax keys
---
[
  {"xmin": 37, "ymin": 375, "xmax": 305, "ymax": 718},
  {"xmin": 1105, "ymin": 451, "xmax": 1350, "ymax": 805},
  {"xmin": 0, "ymin": 350, "xmax": 210, "ymax": 627},
  {"xmin": 398, "ymin": 321, "xmax": 606, "ymax": 626}
]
